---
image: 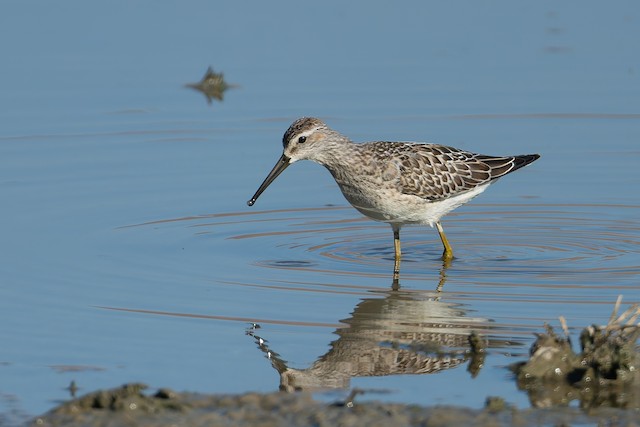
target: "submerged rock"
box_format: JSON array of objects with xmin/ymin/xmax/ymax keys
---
[{"xmin": 185, "ymin": 66, "xmax": 238, "ymax": 104}]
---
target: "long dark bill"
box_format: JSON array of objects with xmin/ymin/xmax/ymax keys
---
[{"xmin": 247, "ymin": 154, "xmax": 291, "ymax": 206}]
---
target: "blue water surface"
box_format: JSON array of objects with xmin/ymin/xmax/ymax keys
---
[{"xmin": 1, "ymin": 0, "xmax": 639, "ymax": 422}]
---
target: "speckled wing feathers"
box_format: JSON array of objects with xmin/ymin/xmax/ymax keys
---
[{"xmin": 364, "ymin": 142, "xmax": 536, "ymax": 202}]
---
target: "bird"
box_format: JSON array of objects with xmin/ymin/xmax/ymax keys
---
[{"xmin": 247, "ymin": 117, "xmax": 539, "ymax": 275}]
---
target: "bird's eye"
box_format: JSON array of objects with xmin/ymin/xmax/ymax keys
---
[{"xmin": 297, "ymin": 136, "xmax": 307, "ymax": 144}]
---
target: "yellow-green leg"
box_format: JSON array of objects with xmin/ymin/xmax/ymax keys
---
[{"xmin": 435, "ymin": 221, "xmax": 454, "ymax": 262}]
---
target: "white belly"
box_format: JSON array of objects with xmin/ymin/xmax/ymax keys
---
[{"xmin": 341, "ymin": 183, "xmax": 490, "ymax": 227}]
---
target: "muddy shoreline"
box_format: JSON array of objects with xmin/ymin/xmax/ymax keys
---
[{"xmin": 28, "ymin": 383, "xmax": 640, "ymax": 427}]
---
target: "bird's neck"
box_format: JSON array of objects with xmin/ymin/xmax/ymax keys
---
[{"xmin": 312, "ymin": 137, "xmax": 360, "ymax": 172}]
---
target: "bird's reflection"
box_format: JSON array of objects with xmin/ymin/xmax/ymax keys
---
[
  {"xmin": 248, "ymin": 273, "xmax": 514, "ymax": 392},
  {"xmin": 392, "ymin": 258, "xmax": 450, "ymax": 291}
]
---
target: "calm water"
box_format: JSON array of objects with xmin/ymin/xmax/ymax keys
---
[{"xmin": 1, "ymin": 1, "xmax": 640, "ymax": 423}]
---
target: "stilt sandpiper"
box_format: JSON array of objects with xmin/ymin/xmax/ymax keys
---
[{"xmin": 247, "ymin": 117, "xmax": 539, "ymax": 275}]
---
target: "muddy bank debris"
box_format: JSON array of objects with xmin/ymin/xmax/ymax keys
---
[{"xmin": 511, "ymin": 296, "xmax": 640, "ymax": 409}]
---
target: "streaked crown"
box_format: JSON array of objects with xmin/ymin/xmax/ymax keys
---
[{"xmin": 282, "ymin": 117, "xmax": 327, "ymax": 148}]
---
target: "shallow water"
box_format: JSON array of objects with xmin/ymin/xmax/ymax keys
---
[{"xmin": 1, "ymin": 0, "xmax": 640, "ymax": 423}]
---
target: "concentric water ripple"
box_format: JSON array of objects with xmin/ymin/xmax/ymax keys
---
[
  {"xmin": 125, "ymin": 203, "xmax": 640, "ymax": 291},
  {"xmin": 250, "ymin": 206, "xmax": 636, "ymax": 281}
]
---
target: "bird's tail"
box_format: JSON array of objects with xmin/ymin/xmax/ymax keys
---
[{"xmin": 478, "ymin": 153, "xmax": 540, "ymax": 179}]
